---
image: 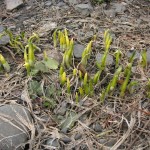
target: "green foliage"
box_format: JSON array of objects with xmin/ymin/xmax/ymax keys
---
[
  {"xmin": 5, "ymin": 29, "xmax": 25, "ymax": 53},
  {"xmin": 60, "ymin": 111, "xmax": 78, "ymax": 133},
  {"xmin": 28, "ymin": 80, "xmax": 58, "ymax": 109}
]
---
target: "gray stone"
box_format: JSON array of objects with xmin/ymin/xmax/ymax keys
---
[
  {"xmin": 5, "ymin": 0, "xmax": 24, "ymax": 11},
  {"xmin": 113, "ymin": 2, "xmax": 127, "ymax": 14},
  {"xmin": 73, "ymin": 44, "xmax": 85, "ymax": 58},
  {"xmin": 46, "ymin": 138, "xmax": 60, "ymax": 148},
  {"xmin": 98, "ymin": 138, "xmax": 117, "ymax": 147},
  {"xmin": 45, "ymin": 1, "xmax": 52, "ymax": 6},
  {"xmin": 104, "ymin": 9, "xmax": 116, "ymax": 18},
  {"xmin": 37, "ymin": 21, "xmax": 57, "ymax": 37},
  {"xmin": 146, "ymin": 48, "xmax": 150, "ymax": 64},
  {"xmin": 75, "ymin": 3, "xmax": 93, "ymax": 16},
  {"xmin": 93, "ymin": 122, "xmax": 102, "ymax": 132},
  {"xmin": 69, "ymin": 0, "xmax": 79, "ymax": 5},
  {"xmin": 0, "ymin": 104, "xmax": 33, "ymax": 150},
  {"xmin": 74, "ymin": 133, "xmax": 82, "ymax": 140},
  {"xmin": 0, "ymin": 26, "xmax": 10, "ymax": 45},
  {"xmin": 96, "ymin": 53, "xmax": 114, "ymax": 66},
  {"xmin": 61, "ymin": 136, "xmax": 71, "ymax": 144}
]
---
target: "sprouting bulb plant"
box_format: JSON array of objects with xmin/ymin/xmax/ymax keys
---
[
  {"xmin": 120, "ymin": 63, "xmax": 132, "ymax": 97},
  {"xmin": 114, "ymin": 49, "xmax": 123, "ymax": 68},
  {"xmin": 0, "ymin": 54, "xmax": 10, "ymax": 72},
  {"xmin": 24, "ymin": 42, "xmax": 36, "ymax": 75},
  {"xmin": 81, "ymin": 40, "xmax": 93, "ymax": 66},
  {"xmin": 93, "ymin": 71, "xmax": 101, "ymax": 85},
  {"xmin": 97, "ymin": 30, "xmax": 112, "ymax": 71},
  {"xmin": 57, "ymin": 29, "xmax": 74, "ymax": 68},
  {"xmin": 67, "ymin": 78, "xmax": 71, "ymax": 93},
  {"xmin": 60, "ymin": 71, "xmax": 67, "ymax": 85},
  {"xmin": 100, "ymin": 66, "xmax": 122, "ymax": 102},
  {"xmin": 104, "ymin": 29, "xmax": 112, "ymax": 52}
]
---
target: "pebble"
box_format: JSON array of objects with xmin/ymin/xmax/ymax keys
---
[
  {"xmin": 37, "ymin": 22, "xmax": 57, "ymax": 37},
  {"xmin": 73, "ymin": 44, "xmax": 85, "ymax": 58},
  {"xmin": 75, "ymin": 3, "xmax": 93, "ymax": 16},
  {"xmin": 46, "ymin": 138, "xmax": 60, "ymax": 148},
  {"xmin": 45, "ymin": 1, "xmax": 52, "ymax": 6},
  {"xmin": 61, "ymin": 136, "xmax": 72, "ymax": 144},
  {"xmin": 93, "ymin": 122, "xmax": 103, "ymax": 132},
  {"xmin": 74, "ymin": 133, "xmax": 82, "ymax": 140}
]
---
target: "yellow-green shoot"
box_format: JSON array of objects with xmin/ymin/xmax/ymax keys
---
[
  {"xmin": 5, "ymin": 29, "xmax": 25, "ymax": 53},
  {"xmin": 67, "ymin": 77, "xmax": 71, "ymax": 93},
  {"xmin": 81, "ymin": 40, "xmax": 93, "ymax": 66},
  {"xmin": 57, "ymin": 29, "xmax": 74, "ymax": 68},
  {"xmin": 100, "ymin": 66, "xmax": 122, "ymax": 102},
  {"xmin": 0, "ymin": 54, "xmax": 10, "ymax": 72},
  {"xmin": 120, "ymin": 63, "xmax": 132, "ymax": 97},
  {"xmin": 60, "ymin": 71, "xmax": 67, "ymax": 85},
  {"xmin": 97, "ymin": 30, "xmax": 112, "ymax": 71},
  {"xmin": 114, "ymin": 49, "xmax": 122, "ymax": 68}
]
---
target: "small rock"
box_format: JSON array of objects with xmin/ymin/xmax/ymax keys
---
[
  {"xmin": 68, "ymin": 0, "xmax": 79, "ymax": 5},
  {"xmin": 45, "ymin": 1, "xmax": 52, "ymax": 6},
  {"xmin": 0, "ymin": 26, "xmax": 10, "ymax": 45},
  {"xmin": 146, "ymin": 48, "xmax": 150, "ymax": 64},
  {"xmin": 75, "ymin": 3, "xmax": 93, "ymax": 16},
  {"xmin": 0, "ymin": 104, "xmax": 33, "ymax": 150},
  {"xmin": 74, "ymin": 133, "xmax": 82, "ymax": 140},
  {"xmin": 61, "ymin": 136, "xmax": 71, "ymax": 144},
  {"xmin": 113, "ymin": 2, "xmax": 127, "ymax": 14},
  {"xmin": 104, "ymin": 9, "xmax": 116, "ymax": 18},
  {"xmin": 96, "ymin": 53, "xmax": 114, "ymax": 66},
  {"xmin": 46, "ymin": 138, "xmax": 60, "ymax": 148},
  {"xmin": 85, "ymin": 31, "xmax": 94, "ymax": 38},
  {"xmin": 57, "ymin": 2, "xmax": 66, "ymax": 7},
  {"xmin": 5, "ymin": 0, "xmax": 24, "ymax": 11},
  {"xmin": 37, "ymin": 22, "xmax": 57, "ymax": 37},
  {"xmin": 98, "ymin": 138, "xmax": 117, "ymax": 147},
  {"xmin": 98, "ymin": 139, "xmax": 107, "ymax": 144},
  {"xmin": 106, "ymin": 139, "xmax": 117, "ymax": 147},
  {"xmin": 73, "ymin": 44, "xmax": 85, "ymax": 58},
  {"xmin": 93, "ymin": 122, "xmax": 103, "ymax": 132}
]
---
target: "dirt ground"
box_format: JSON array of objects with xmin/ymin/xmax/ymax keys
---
[{"xmin": 0, "ymin": 0, "xmax": 150, "ymax": 150}]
